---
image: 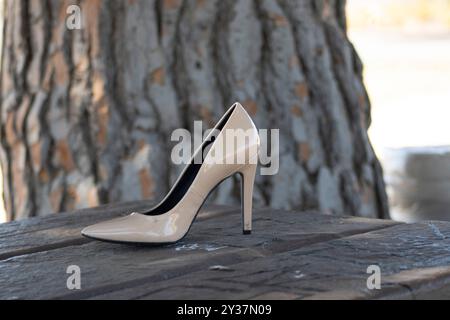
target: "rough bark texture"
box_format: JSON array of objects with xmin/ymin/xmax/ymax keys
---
[{"xmin": 0, "ymin": 0, "xmax": 389, "ymax": 221}]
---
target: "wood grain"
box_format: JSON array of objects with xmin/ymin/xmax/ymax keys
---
[
  {"xmin": 0, "ymin": 204, "xmax": 399, "ymax": 299},
  {"xmin": 2, "ymin": 204, "xmax": 450, "ymax": 299},
  {"xmin": 0, "ymin": 202, "xmax": 234, "ymax": 260}
]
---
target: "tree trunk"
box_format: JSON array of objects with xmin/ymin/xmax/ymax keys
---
[{"xmin": 0, "ymin": 0, "xmax": 389, "ymax": 221}]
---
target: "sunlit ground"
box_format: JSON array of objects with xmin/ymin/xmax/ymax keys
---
[
  {"xmin": 348, "ymin": 0, "xmax": 450, "ymax": 152},
  {"xmin": 351, "ymin": 29, "xmax": 450, "ymax": 151},
  {"xmin": 348, "ymin": 0, "xmax": 450, "ymax": 221}
]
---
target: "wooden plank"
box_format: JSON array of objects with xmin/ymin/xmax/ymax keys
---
[
  {"xmin": 0, "ymin": 203, "xmax": 235, "ymax": 260},
  {"xmin": 0, "ymin": 200, "xmax": 154, "ymax": 261},
  {"xmin": 0, "ymin": 208, "xmax": 397, "ymax": 299},
  {"xmin": 87, "ymin": 221, "xmax": 450, "ymax": 299},
  {"xmin": 378, "ymin": 266, "xmax": 450, "ymax": 299},
  {"xmin": 0, "ymin": 200, "xmax": 153, "ymax": 237}
]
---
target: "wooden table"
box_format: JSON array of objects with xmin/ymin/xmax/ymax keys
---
[{"xmin": 1, "ymin": 202, "xmax": 450, "ymax": 299}]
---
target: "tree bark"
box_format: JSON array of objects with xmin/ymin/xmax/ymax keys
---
[{"xmin": 0, "ymin": 0, "xmax": 389, "ymax": 221}]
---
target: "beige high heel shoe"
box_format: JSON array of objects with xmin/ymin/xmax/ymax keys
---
[{"xmin": 81, "ymin": 103, "xmax": 260, "ymax": 244}]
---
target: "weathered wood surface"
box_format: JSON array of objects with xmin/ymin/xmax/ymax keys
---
[{"xmin": 1, "ymin": 204, "xmax": 450, "ymax": 299}]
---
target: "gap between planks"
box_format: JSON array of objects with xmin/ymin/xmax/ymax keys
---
[
  {"xmin": 0, "ymin": 206, "xmax": 238, "ymax": 261},
  {"xmin": 52, "ymin": 222, "xmax": 400, "ymax": 300}
]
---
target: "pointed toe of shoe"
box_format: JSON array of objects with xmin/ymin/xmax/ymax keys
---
[
  {"xmin": 80, "ymin": 224, "xmax": 102, "ymax": 239},
  {"xmin": 80, "ymin": 212, "xmax": 181, "ymax": 244},
  {"xmin": 81, "ymin": 215, "xmax": 135, "ymax": 242},
  {"xmin": 81, "ymin": 223, "xmax": 112, "ymax": 241}
]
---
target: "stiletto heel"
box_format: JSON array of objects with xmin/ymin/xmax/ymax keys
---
[
  {"xmin": 240, "ymin": 163, "xmax": 257, "ymax": 235},
  {"xmin": 81, "ymin": 102, "xmax": 260, "ymax": 244}
]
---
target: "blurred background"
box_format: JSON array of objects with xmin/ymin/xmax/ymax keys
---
[
  {"xmin": 347, "ymin": 0, "xmax": 450, "ymax": 222},
  {"xmin": 0, "ymin": 0, "xmax": 449, "ymax": 223},
  {"xmin": 348, "ymin": 0, "xmax": 450, "ymax": 150}
]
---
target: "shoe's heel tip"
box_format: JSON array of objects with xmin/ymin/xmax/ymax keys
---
[{"xmin": 243, "ymin": 230, "xmax": 251, "ymax": 235}]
